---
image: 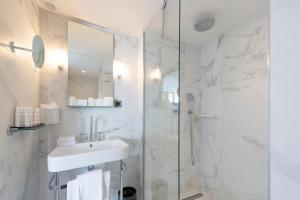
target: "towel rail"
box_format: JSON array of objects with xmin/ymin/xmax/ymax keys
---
[{"xmin": 49, "ymin": 160, "xmax": 126, "ymax": 200}]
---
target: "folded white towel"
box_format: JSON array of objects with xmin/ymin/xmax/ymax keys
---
[
  {"xmin": 57, "ymin": 135, "xmax": 76, "ymax": 146},
  {"xmin": 76, "ymin": 99, "xmax": 88, "ymax": 106},
  {"xmin": 88, "ymin": 97, "xmax": 96, "ymax": 106},
  {"xmin": 103, "ymin": 97, "xmax": 114, "ymax": 107},
  {"xmin": 68, "ymin": 96, "xmax": 76, "ymax": 106}
]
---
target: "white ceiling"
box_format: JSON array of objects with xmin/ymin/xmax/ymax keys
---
[
  {"xmin": 150, "ymin": 0, "xmax": 269, "ymax": 46},
  {"xmin": 38, "ymin": 0, "xmax": 161, "ymax": 37},
  {"xmin": 39, "ymin": 0, "xmax": 269, "ymax": 45}
]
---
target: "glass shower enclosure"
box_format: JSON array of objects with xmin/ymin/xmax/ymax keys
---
[
  {"xmin": 143, "ymin": 0, "xmax": 269, "ymax": 200},
  {"xmin": 143, "ymin": 0, "xmax": 180, "ymax": 199}
]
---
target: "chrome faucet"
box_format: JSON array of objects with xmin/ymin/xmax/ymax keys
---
[
  {"xmin": 90, "ymin": 116, "xmax": 94, "ymax": 141},
  {"xmin": 95, "ymin": 116, "xmax": 105, "ymax": 140}
]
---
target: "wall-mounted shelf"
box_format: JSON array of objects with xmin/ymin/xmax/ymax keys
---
[
  {"xmin": 67, "ymin": 105, "xmax": 121, "ymax": 108},
  {"xmin": 7, "ymin": 123, "xmax": 45, "ymax": 135},
  {"xmin": 67, "ymin": 100, "xmax": 122, "ymax": 108}
]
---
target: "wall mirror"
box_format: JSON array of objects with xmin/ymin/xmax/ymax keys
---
[
  {"xmin": 67, "ymin": 21, "xmax": 116, "ymax": 107},
  {"xmin": 32, "ymin": 35, "xmax": 45, "ymax": 68}
]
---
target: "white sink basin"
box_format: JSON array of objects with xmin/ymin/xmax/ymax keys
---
[{"xmin": 48, "ymin": 139, "xmax": 129, "ymax": 172}]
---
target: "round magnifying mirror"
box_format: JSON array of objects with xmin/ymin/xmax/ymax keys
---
[{"xmin": 32, "ymin": 35, "xmax": 45, "ymax": 68}]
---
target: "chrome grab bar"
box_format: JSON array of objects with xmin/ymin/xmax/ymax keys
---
[{"xmin": 193, "ymin": 114, "xmax": 218, "ymax": 118}]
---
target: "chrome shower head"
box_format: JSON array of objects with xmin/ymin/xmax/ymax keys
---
[{"xmin": 194, "ymin": 15, "xmax": 215, "ymax": 32}]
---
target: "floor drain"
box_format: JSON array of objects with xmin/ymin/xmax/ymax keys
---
[{"xmin": 182, "ymin": 193, "xmax": 204, "ymax": 200}]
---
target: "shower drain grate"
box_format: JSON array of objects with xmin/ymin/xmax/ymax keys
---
[{"xmin": 182, "ymin": 193, "xmax": 204, "ymax": 200}]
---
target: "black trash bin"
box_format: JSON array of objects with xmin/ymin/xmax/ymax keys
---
[{"xmin": 118, "ymin": 187, "xmax": 137, "ymax": 200}]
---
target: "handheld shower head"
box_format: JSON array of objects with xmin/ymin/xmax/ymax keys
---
[
  {"xmin": 186, "ymin": 93, "xmax": 195, "ymax": 102},
  {"xmin": 186, "ymin": 93, "xmax": 195, "ymax": 114},
  {"xmin": 186, "ymin": 93, "xmax": 196, "ymax": 166}
]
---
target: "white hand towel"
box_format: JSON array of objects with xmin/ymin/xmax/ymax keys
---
[
  {"xmin": 103, "ymin": 171, "xmax": 111, "ymax": 200},
  {"xmin": 77, "ymin": 169, "xmax": 103, "ymax": 200},
  {"xmin": 103, "ymin": 97, "xmax": 114, "ymax": 106},
  {"xmin": 67, "ymin": 169, "xmax": 110, "ymax": 200},
  {"xmin": 67, "ymin": 179, "xmax": 79, "ymax": 200}
]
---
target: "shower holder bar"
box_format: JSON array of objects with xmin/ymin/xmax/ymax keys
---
[{"xmin": 193, "ymin": 114, "xmax": 218, "ymax": 118}]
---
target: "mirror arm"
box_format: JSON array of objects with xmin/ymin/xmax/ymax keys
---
[{"xmin": 0, "ymin": 41, "xmax": 32, "ymax": 52}]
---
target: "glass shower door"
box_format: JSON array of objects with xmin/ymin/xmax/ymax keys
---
[{"xmin": 143, "ymin": 0, "xmax": 180, "ymax": 199}]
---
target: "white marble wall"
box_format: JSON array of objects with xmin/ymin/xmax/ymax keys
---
[
  {"xmin": 0, "ymin": 0, "xmax": 40, "ymax": 199},
  {"xmin": 38, "ymin": 9, "xmax": 142, "ymax": 200},
  {"xmin": 270, "ymin": 1, "xmax": 300, "ymax": 200},
  {"xmin": 194, "ymin": 16, "xmax": 269, "ymax": 200}
]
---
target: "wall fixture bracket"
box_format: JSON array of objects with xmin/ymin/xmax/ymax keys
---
[
  {"xmin": 7, "ymin": 123, "xmax": 45, "ymax": 136},
  {"xmin": 0, "ymin": 41, "xmax": 32, "ymax": 52}
]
